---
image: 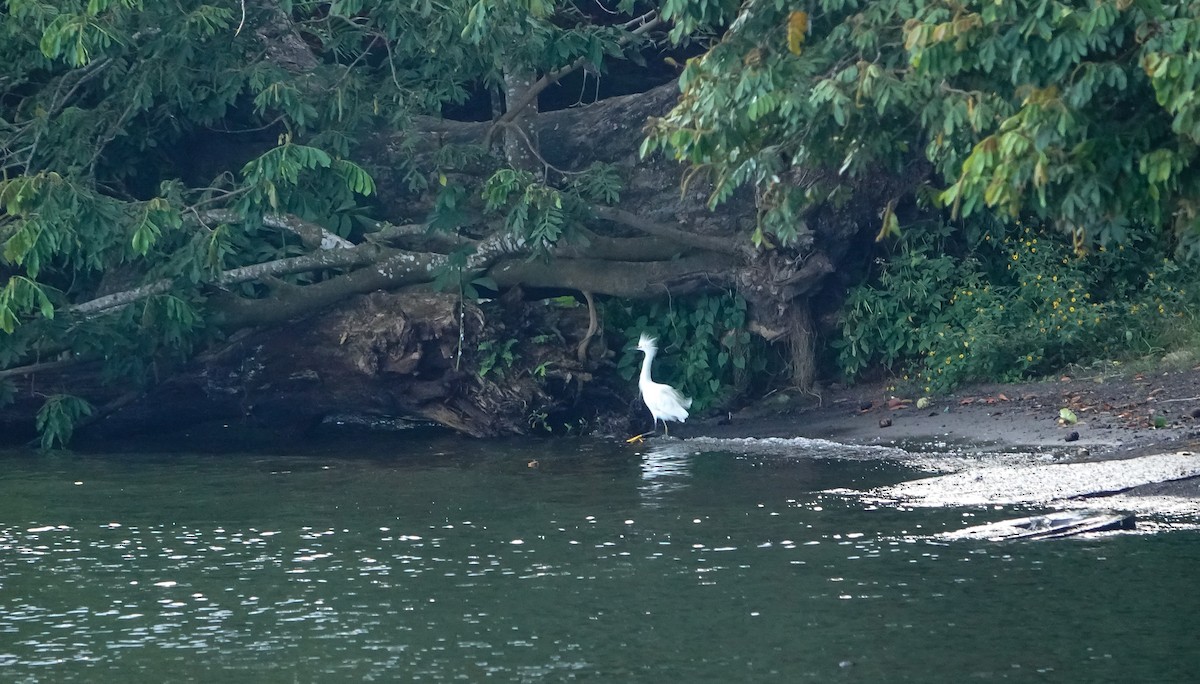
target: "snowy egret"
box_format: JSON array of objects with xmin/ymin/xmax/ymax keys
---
[{"xmin": 626, "ymin": 333, "xmax": 693, "ymax": 442}]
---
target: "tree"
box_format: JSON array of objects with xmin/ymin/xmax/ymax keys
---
[
  {"xmin": 1, "ymin": 1, "xmax": 803, "ymax": 445},
  {"xmin": 648, "ymin": 0, "xmax": 1200, "ymax": 251},
  {"xmin": 6, "ymin": 1, "xmax": 1197, "ymax": 447}
]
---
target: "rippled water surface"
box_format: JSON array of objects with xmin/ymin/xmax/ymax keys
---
[{"xmin": 1, "ymin": 435, "xmax": 1198, "ymax": 682}]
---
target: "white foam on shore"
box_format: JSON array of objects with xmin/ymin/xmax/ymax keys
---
[
  {"xmin": 684, "ymin": 435, "xmax": 907, "ymax": 457},
  {"xmin": 869, "ymin": 451, "xmax": 1200, "ymax": 508},
  {"xmin": 676, "ymin": 437, "xmax": 1200, "ymax": 522},
  {"xmin": 681, "ymin": 435, "xmax": 1055, "ymax": 474}
]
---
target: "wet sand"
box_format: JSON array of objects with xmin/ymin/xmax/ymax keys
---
[{"xmin": 685, "ymin": 364, "xmax": 1200, "ymax": 515}]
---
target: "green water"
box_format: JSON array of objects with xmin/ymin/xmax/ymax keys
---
[{"xmin": 1, "ymin": 436, "xmax": 1198, "ymax": 682}]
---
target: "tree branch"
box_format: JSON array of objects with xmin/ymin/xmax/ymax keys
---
[
  {"xmin": 489, "ymin": 12, "xmax": 662, "ymax": 136},
  {"xmin": 490, "ymin": 251, "xmax": 735, "ymax": 298},
  {"xmin": 591, "ymin": 205, "xmax": 743, "ymax": 256},
  {"xmin": 0, "ymin": 359, "xmax": 77, "ymax": 380},
  {"xmin": 200, "ymin": 209, "xmax": 354, "ymax": 250},
  {"xmin": 212, "ymin": 229, "xmax": 528, "ymax": 329},
  {"xmin": 71, "ymin": 240, "xmax": 393, "ymax": 316}
]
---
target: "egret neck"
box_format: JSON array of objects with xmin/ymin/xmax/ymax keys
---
[{"xmin": 638, "ymin": 343, "xmax": 657, "ymax": 388}]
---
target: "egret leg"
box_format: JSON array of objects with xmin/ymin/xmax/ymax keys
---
[{"xmin": 626, "ymin": 417, "xmax": 658, "ymax": 443}]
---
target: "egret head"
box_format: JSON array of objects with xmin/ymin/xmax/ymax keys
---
[{"xmin": 636, "ymin": 333, "xmax": 657, "ymax": 353}]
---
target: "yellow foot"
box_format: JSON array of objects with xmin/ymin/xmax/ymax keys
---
[{"xmin": 625, "ymin": 432, "xmax": 653, "ymax": 444}]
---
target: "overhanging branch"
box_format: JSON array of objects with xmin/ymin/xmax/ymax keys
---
[
  {"xmin": 489, "ymin": 251, "xmax": 735, "ymax": 298},
  {"xmin": 488, "ymin": 11, "xmax": 662, "ymax": 138},
  {"xmin": 70, "ymin": 241, "xmax": 393, "ymax": 316},
  {"xmin": 592, "ymin": 205, "xmax": 742, "ymax": 256},
  {"xmin": 213, "ymin": 228, "xmax": 530, "ymax": 329},
  {"xmin": 70, "ymin": 209, "xmax": 447, "ymax": 318}
]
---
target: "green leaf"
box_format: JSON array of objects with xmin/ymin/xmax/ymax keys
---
[{"xmin": 35, "ymin": 394, "xmax": 95, "ymax": 450}]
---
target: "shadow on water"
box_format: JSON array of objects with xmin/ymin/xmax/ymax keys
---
[{"xmin": 0, "ymin": 434, "xmax": 1198, "ymax": 682}]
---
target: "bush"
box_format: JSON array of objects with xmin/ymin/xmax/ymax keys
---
[
  {"xmin": 835, "ymin": 221, "xmax": 1200, "ymax": 393},
  {"xmin": 609, "ymin": 292, "xmax": 777, "ymax": 411}
]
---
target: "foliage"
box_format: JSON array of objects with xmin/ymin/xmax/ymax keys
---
[
  {"xmin": 10, "ymin": 0, "xmax": 1200, "ymax": 446},
  {"xmin": 836, "ymin": 221, "xmax": 1200, "ymax": 393},
  {"xmin": 647, "ymin": 0, "xmax": 1200, "ymax": 253},
  {"xmin": 0, "ymin": 1, "xmax": 664, "ymax": 443},
  {"xmin": 34, "ymin": 394, "xmax": 94, "ymax": 450},
  {"xmin": 611, "ymin": 292, "xmax": 773, "ymax": 411},
  {"xmin": 476, "ymin": 337, "xmax": 519, "ymax": 379}
]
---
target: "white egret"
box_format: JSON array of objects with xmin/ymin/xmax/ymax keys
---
[{"xmin": 627, "ymin": 333, "xmax": 693, "ymax": 442}]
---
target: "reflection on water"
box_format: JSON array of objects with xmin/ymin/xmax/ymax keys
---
[
  {"xmin": 0, "ymin": 436, "xmax": 1197, "ymax": 682},
  {"xmin": 637, "ymin": 442, "xmax": 693, "ymax": 503}
]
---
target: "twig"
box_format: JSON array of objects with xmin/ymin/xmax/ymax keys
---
[
  {"xmin": 576, "ymin": 290, "xmax": 597, "ymax": 363},
  {"xmin": 235, "ymin": 0, "xmax": 246, "ymax": 37},
  {"xmin": 497, "ymin": 118, "xmax": 587, "ymax": 176}
]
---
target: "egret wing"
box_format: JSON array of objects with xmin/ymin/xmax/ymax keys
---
[{"xmin": 642, "ymin": 382, "xmax": 692, "ymax": 422}]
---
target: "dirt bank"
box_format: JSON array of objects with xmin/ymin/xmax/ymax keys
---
[
  {"xmin": 686, "ymin": 363, "xmax": 1200, "ymax": 507},
  {"xmin": 694, "ymin": 363, "xmax": 1200, "ymax": 455}
]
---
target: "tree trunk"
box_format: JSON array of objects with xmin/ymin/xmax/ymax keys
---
[
  {"xmin": 788, "ymin": 300, "xmax": 817, "ymax": 391},
  {"xmin": 502, "ymin": 65, "xmax": 540, "ymax": 173}
]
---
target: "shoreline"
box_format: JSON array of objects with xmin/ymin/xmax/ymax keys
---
[
  {"xmin": 686, "ymin": 364, "xmax": 1200, "ymax": 510},
  {"xmin": 693, "ymin": 365, "xmax": 1200, "ymax": 456}
]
